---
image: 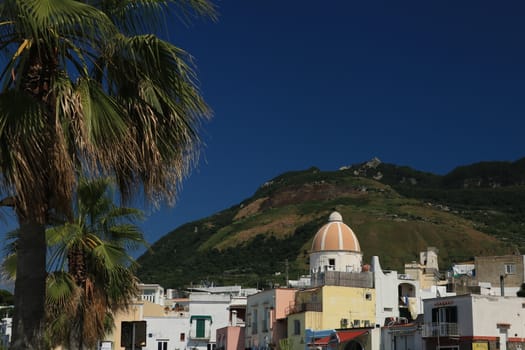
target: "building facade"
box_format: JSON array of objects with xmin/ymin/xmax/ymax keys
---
[
  {"xmin": 450, "ymin": 255, "xmax": 525, "ymax": 296},
  {"xmin": 422, "ymin": 294, "xmax": 525, "ymax": 350},
  {"xmin": 245, "ymin": 288, "xmax": 297, "ymax": 350}
]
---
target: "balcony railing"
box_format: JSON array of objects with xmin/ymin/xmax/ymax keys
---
[
  {"xmin": 398, "ymin": 274, "xmax": 415, "ymax": 280},
  {"xmin": 189, "ymin": 329, "xmax": 212, "ymax": 340},
  {"xmin": 140, "ymin": 294, "xmax": 156, "ymax": 303},
  {"xmin": 286, "ymin": 302, "xmax": 322, "ymax": 315},
  {"xmin": 422, "ymin": 323, "xmax": 459, "ymax": 338}
]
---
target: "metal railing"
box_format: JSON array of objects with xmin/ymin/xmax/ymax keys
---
[
  {"xmin": 189, "ymin": 329, "xmax": 212, "ymax": 340},
  {"xmin": 285, "ymin": 302, "xmax": 322, "ymax": 315},
  {"xmin": 422, "ymin": 323, "xmax": 459, "ymax": 337}
]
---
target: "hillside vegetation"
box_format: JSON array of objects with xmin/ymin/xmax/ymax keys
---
[{"xmin": 137, "ymin": 157, "xmax": 525, "ymax": 289}]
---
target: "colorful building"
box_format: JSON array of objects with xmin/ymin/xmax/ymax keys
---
[
  {"xmin": 245, "ymin": 288, "xmax": 297, "ymax": 350},
  {"xmin": 285, "ymin": 212, "xmax": 376, "ymax": 350},
  {"xmin": 422, "ymin": 294, "xmax": 525, "ymax": 350}
]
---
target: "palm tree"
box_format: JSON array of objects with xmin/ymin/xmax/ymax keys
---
[
  {"xmin": 3, "ymin": 177, "xmax": 147, "ymax": 349},
  {"xmin": 45, "ymin": 177, "xmax": 146, "ymax": 349},
  {"xmin": 0, "ymin": 1, "xmax": 216, "ymax": 348}
]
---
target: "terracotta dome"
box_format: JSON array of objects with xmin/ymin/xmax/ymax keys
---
[{"xmin": 311, "ymin": 211, "xmax": 360, "ymax": 252}]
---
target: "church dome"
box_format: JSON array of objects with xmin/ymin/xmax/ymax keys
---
[{"xmin": 311, "ymin": 211, "xmax": 360, "ymax": 252}]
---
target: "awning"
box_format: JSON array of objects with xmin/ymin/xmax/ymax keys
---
[
  {"xmin": 190, "ymin": 315, "xmax": 213, "ymax": 323},
  {"xmin": 334, "ymin": 330, "xmax": 368, "ymax": 343},
  {"xmin": 313, "ymin": 336, "xmax": 331, "ymax": 345}
]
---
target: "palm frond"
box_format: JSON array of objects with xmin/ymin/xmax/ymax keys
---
[
  {"xmin": 170, "ymin": 0, "xmax": 218, "ymax": 24},
  {"xmin": 77, "ymin": 78, "xmax": 129, "ymax": 147},
  {"xmin": 108, "ymin": 224, "xmax": 148, "ymax": 251},
  {"xmin": 45, "ymin": 271, "xmax": 83, "ymax": 348},
  {"xmin": 13, "ymin": 0, "xmax": 116, "ymax": 52},
  {"xmin": 46, "ymin": 223, "xmax": 84, "ymax": 270},
  {"xmin": 1, "ymin": 253, "xmax": 16, "ymax": 280},
  {"xmin": 95, "ymin": 0, "xmax": 217, "ymax": 35},
  {"xmin": 91, "ymin": 242, "xmax": 130, "ymax": 270},
  {"xmin": 100, "ymin": 34, "xmax": 211, "ymax": 203},
  {"xmin": 0, "ymin": 91, "xmax": 51, "ymax": 220},
  {"xmin": 46, "ymin": 271, "xmax": 81, "ymax": 312}
]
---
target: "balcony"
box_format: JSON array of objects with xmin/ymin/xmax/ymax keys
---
[
  {"xmin": 311, "ymin": 271, "xmax": 374, "ymax": 288},
  {"xmin": 286, "ymin": 302, "xmax": 322, "ymax": 315},
  {"xmin": 422, "ymin": 323, "xmax": 459, "ymax": 338},
  {"xmin": 140, "ymin": 294, "xmax": 156, "ymax": 303},
  {"xmin": 189, "ymin": 329, "xmax": 212, "ymax": 340}
]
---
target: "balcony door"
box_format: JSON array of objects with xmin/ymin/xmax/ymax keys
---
[
  {"xmin": 432, "ymin": 306, "xmax": 457, "ymax": 324},
  {"xmin": 196, "ymin": 319, "xmax": 206, "ymax": 338}
]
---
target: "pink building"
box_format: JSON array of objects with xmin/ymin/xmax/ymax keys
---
[
  {"xmin": 245, "ymin": 288, "xmax": 297, "ymax": 350},
  {"xmin": 217, "ymin": 326, "xmax": 245, "ymax": 350}
]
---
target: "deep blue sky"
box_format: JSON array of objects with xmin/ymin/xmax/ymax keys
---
[
  {"xmin": 138, "ymin": 1, "xmax": 524, "ymax": 246},
  {"xmin": 1, "ymin": 1, "xmax": 523, "ymax": 259}
]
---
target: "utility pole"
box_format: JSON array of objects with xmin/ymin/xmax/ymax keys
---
[{"xmin": 285, "ymin": 259, "xmax": 289, "ymax": 287}]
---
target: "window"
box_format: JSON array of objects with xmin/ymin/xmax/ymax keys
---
[
  {"xmin": 353, "ymin": 319, "xmax": 360, "ymax": 327},
  {"xmin": 157, "ymin": 340, "xmax": 168, "ymax": 350},
  {"xmin": 190, "ymin": 315, "xmax": 212, "ymax": 339},
  {"xmin": 365, "ymin": 293, "xmax": 372, "ymax": 301},
  {"xmin": 505, "ymin": 264, "xmax": 516, "ymax": 275},
  {"xmin": 432, "ymin": 306, "xmax": 458, "ymax": 323},
  {"xmin": 252, "ymin": 309, "xmax": 258, "ymax": 334},
  {"xmin": 329, "ymin": 259, "xmax": 335, "ymax": 267},
  {"xmin": 262, "ymin": 309, "xmax": 269, "ymax": 332},
  {"xmin": 180, "ymin": 333, "xmax": 185, "ymax": 341},
  {"xmin": 293, "ymin": 320, "xmax": 301, "ymax": 335},
  {"xmin": 340, "ymin": 318, "xmax": 348, "ymax": 328}
]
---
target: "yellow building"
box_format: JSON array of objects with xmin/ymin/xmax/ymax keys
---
[
  {"xmin": 101, "ymin": 284, "xmax": 168, "ymax": 349},
  {"xmin": 286, "ymin": 285, "xmax": 375, "ymax": 350}
]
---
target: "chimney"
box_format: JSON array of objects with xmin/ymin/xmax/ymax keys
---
[{"xmin": 232, "ymin": 310, "xmax": 237, "ymax": 326}]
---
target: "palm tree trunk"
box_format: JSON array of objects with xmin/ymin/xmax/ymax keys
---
[
  {"xmin": 10, "ymin": 45, "xmax": 57, "ymax": 350},
  {"xmin": 10, "ymin": 220, "xmax": 46, "ymax": 350}
]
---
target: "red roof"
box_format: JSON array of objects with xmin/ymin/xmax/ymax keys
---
[
  {"xmin": 336, "ymin": 330, "xmax": 368, "ymax": 343},
  {"xmin": 312, "ymin": 330, "xmax": 369, "ymax": 346},
  {"xmin": 313, "ymin": 336, "xmax": 331, "ymax": 345}
]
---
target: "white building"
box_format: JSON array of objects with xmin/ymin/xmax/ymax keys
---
[
  {"xmin": 138, "ymin": 283, "xmax": 166, "ymax": 305},
  {"xmin": 0, "ymin": 316, "xmax": 11, "ymax": 348},
  {"xmin": 372, "ymin": 247, "xmax": 454, "ymax": 329},
  {"xmin": 187, "ymin": 292, "xmax": 232, "ymax": 350},
  {"xmin": 422, "ymin": 294, "xmax": 525, "ymax": 350},
  {"xmin": 373, "ymin": 247, "xmax": 455, "ymax": 350},
  {"xmin": 137, "ymin": 286, "xmax": 257, "ymax": 350},
  {"xmin": 144, "ymin": 303, "xmax": 190, "ymax": 350}
]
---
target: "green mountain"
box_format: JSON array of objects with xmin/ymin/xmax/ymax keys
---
[{"xmin": 136, "ymin": 157, "xmax": 525, "ymax": 289}]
